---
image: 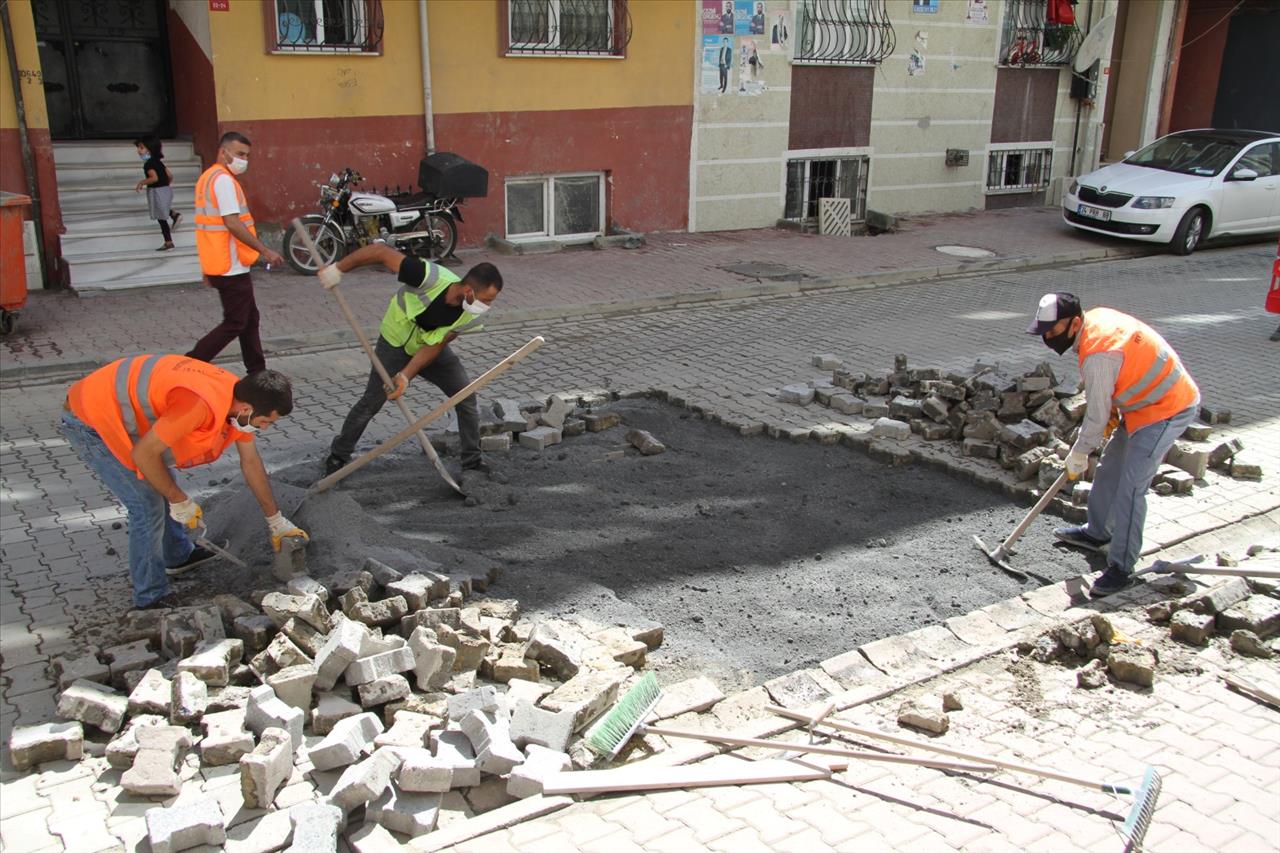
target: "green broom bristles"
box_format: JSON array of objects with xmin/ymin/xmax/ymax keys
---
[{"xmin": 586, "ymin": 672, "xmax": 663, "ymax": 759}]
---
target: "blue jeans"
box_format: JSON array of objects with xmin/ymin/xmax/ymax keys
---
[
  {"xmin": 1083, "ymin": 404, "xmax": 1199, "ymax": 574},
  {"xmin": 59, "ymin": 412, "xmax": 193, "ymax": 607}
]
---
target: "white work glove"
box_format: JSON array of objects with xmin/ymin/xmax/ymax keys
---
[
  {"xmin": 266, "ymin": 511, "xmax": 309, "ymax": 552},
  {"xmin": 1065, "ymin": 450, "xmax": 1089, "ymax": 481},
  {"xmin": 169, "ymin": 498, "xmax": 202, "ymax": 530},
  {"xmin": 317, "ymin": 264, "xmax": 343, "ymax": 289}
]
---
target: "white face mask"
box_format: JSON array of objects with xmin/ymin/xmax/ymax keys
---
[
  {"xmin": 139, "ymin": 152, "xmax": 150, "ymax": 161},
  {"xmin": 229, "ymin": 412, "xmax": 260, "ymax": 435},
  {"xmin": 228, "ymin": 156, "xmax": 249, "ymax": 175},
  {"xmin": 462, "ymin": 295, "xmax": 490, "ymax": 316}
]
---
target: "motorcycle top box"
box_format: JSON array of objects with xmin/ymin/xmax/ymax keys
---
[{"xmin": 419, "ymin": 153, "xmax": 488, "ymax": 199}]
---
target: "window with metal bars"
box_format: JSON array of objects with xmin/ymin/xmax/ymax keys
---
[
  {"xmin": 793, "ymin": 0, "xmax": 895, "ymax": 66},
  {"xmin": 784, "ymin": 157, "xmax": 869, "ymax": 225},
  {"xmin": 985, "ymin": 147, "xmax": 1052, "ymax": 193},
  {"xmin": 274, "ymin": 0, "xmax": 383, "ymax": 53},
  {"xmin": 999, "ymin": 0, "xmax": 1079, "ymax": 66},
  {"xmin": 506, "ymin": 0, "xmax": 632, "ymax": 57}
]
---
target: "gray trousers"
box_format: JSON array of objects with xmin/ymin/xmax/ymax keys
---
[{"xmin": 331, "ymin": 336, "xmax": 480, "ymax": 466}]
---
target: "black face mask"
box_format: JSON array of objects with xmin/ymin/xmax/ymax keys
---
[{"xmin": 1043, "ymin": 323, "xmax": 1077, "ymax": 355}]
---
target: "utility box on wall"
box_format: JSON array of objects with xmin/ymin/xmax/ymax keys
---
[{"xmin": 946, "ymin": 149, "xmax": 970, "ymax": 167}]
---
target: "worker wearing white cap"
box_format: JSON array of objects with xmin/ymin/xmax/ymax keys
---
[{"xmin": 1027, "ymin": 293, "xmax": 1200, "ymax": 596}]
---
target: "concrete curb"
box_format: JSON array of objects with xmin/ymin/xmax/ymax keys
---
[{"xmin": 0, "ymin": 245, "xmax": 1151, "ymax": 389}]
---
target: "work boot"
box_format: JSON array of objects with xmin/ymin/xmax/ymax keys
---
[
  {"xmin": 323, "ymin": 453, "xmax": 348, "ymax": 476},
  {"xmin": 461, "ymin": 458, "xmax": 491, "ymax": 475},
  {"xmin": 1271, "ymin": 324, "xmax": 1280, "ymax": 342},
  {"xmin": 137, "ymin": 593, "xmax": 182, "ymax": 611},
  {"xmin": 165, "ymin": 545, "xmax": 219, "ymax": 577},
  {"xmin": 1089, "ymin": 565, "xmax": 1136, "ymax": 597},
  {"xmin": 1053, "ymin": 524, "xmax": 1110, "ymax": 554}
]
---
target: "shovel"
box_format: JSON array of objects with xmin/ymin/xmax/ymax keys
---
[
  {"xmin": 290, "ymin": 218, "xmax": 463, "ymax": 496},
  {"xmin": 972, "ymin": 468, "xmax": 1070, "ymax": 581}
]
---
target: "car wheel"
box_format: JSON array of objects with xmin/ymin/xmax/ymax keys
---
[{"xmin": 1170, "ymin": 208, "xmax": 1207, "ymax": 256}]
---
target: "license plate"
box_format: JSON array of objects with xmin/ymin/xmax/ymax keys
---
[{"xmin": 1077, "ymin": 204, "xmax": 1111, "ymax": 222}]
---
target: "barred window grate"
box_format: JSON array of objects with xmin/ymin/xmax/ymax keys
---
[
  {"xmin": 785, "ymin": 156, "xmax": 869, "ymax": 225},
  {"xmin": 999, "ymin": 0, "xmax": 1079, "ymax": 66},
  {"xmin": 275, "ymin": 0, "xmax": 383, "ymax": 53},
  {"xmin": 793, "ymin": 0, "xmax": 895, "ymax": 66},
  {"xmin": 508, "ymin": 0, "xmax": 632, "ymax": 56},
  {"xmin": 986, "ymin": 148, "xmax": 1052, "ymax": 193}
]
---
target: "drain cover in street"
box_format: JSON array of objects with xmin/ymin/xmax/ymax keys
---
[
  {"xmin": 935, "ymin": 244, "xmax": 997, "ymax": 258},
  {"xmin": 721, "ymin": 262, "xmax": 810, "ymax": 281}
]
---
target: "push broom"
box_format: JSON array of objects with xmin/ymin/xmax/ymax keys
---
[
  {"xmin": 768, "ymin": 704, "xmax": 1162, "ymax": 853},
  {"xmin": 584, "ymin": 673, "xmax": 998, "ymax": 773}
]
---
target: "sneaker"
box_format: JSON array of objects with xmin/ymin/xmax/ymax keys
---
[
  {"xmin": 137, "ymin": 593, "xmax": 182, "ymax": 611},
  {"xmin": 166, "ymin": 544, "xmax": 220, "ymax": 577},
  {"xmin": 324, "ymin": 453, "xmax": 349, "ymax": 475},
  {"xmin": 1053, "ymin": 524, "xmax": 1110, "ymax": 554},
  {"xmin": 1090, "ymin": 565, "xmax": 1136, "ymax": 597}
]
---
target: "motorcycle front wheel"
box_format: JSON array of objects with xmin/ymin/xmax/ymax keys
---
[{"xmin": 283, "ymin": 217, "xmax": 345, "ymax": 274}]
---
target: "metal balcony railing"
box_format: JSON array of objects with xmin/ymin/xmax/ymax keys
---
[
  {"xmin": 274, "ymin": 0, "xmax": 384, "ymax": 53},
  {"xmin": 999, "ymin": 0, "xmax": 1080, "ymax": 66},
  {"xmin": 508, "ymin": 0, "xmax": 633, "ymax": 56},
  {"xmin": 793, "ymin": 0, "xmax": 895, "ymax": 66}
]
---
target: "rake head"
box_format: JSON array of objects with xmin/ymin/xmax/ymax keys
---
[{"xmin": 1120, "ymin": 767, "xmax": 1162, "ymax": 853}]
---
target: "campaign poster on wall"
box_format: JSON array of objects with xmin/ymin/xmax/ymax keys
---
[
  {"xmin": 702, "ymin": 34, "xmax": 735, "ymax": 94},
  {"xmin": 703, "ymin": 0, "xmax": 733, "ymax": 35},
  {"xmin": 965, "ymin": 0, "xmax": 989, "ymax": 24},
  {"xmin": 769, "ymin": 10, "xmax": 790, "ymax": 51},
  {"xmin": 734, "ymin": 0, "xmax": 766, "ymax": 35},
  {"xmin": 912, "ymin": 0, "xmax": 940, "ymax": 12}
]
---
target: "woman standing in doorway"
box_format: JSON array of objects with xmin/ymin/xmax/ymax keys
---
[{"xmin": 134, "ymin": 137, "xmax": 180, "ymax": 251}]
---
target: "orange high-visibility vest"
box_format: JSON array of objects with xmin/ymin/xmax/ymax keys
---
[
  {"xmin": 194, "ymin": 164, "xmax": 260, "ymax": 275},
  {"xmin": 1077, "ymin": 308, "xmax": 1200, "ymax": 433},
  {"xmin": 67, "ymin": 355, "xmax": 242, "ymax": 473}
]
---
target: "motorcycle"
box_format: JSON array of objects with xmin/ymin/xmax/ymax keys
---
[{"xmin": 282, "ymin": 167, "xmax": 463, "ymax": 274}]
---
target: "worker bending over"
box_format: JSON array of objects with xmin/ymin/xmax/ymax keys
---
[
  {"xmin": 320, "ymin": 246, "xmax": 503, "ymax": 477},
  {"xmin": 1026, "ymin": 293, "xmax": 1200, "ymax": 597},
  {"xmin": 61, "ymin": 356, "xmax": 308, "ymax": 610}
]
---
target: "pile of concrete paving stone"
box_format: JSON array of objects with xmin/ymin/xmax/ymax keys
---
[
  {"xmin": 7, "ymin": 563, "xmax": 674, "ymax": 850},
  {"xmin": 479, "ymin": 393, "xmax": 665, "ymax": 458},
  {"xmin": 782, "ymin": 353, "xmax": 1262, "ymax": 513},
  {"xmin": 1012, "ymin": 547, "xmax": 1279, "ymax": 692}
]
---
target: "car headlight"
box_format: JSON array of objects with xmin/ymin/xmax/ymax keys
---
[
  {"xmin": 1068, "ymin": 180, "xmax": 1079, "ymax": 195},
  {"xmin": 1131, "ymin": 196, "xmax": 1175, "ymax": 209}
]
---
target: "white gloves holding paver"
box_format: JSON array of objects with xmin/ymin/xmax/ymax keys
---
[
  {"xmin": 266, "ymin": 511, "xmax": 309, "ymax": 552},
  {"xmin": 318, "ymin": 264, "xmax": 343, "ymax": 289},
  {"xmin": 169, "ymin": 498, "xmax": 203, "ymax": 529},
  {"xmin": 1065, "ymin": 450, "xmax": 1089, "ymax": 480}
]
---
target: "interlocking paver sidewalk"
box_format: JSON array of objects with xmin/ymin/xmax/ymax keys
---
[{"xmin": 1, "ymin": 207, "xmax": 1144, "ymax": 382}]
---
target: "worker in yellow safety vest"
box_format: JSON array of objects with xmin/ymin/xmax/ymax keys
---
[
  {"xmin": 1027, "ymin": 292, "xmax": 1200, "ymax": 596},
  {"xmin": 318, "ymin": 244, "xmax": 504, "ymax": 478},
  {"xmin": 187, "ymin": 131, "xmax": 285, "ymax": 375}
]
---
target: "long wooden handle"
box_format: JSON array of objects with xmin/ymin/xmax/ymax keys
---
[
  {"xmin": 642, "ymin": 725, "xmax": 996, "ymax": 774},
  {"xmin": 1224, "ymin": 674, "xmax": 1280, "ymax": 708},
  {"xmin": 766, "ymin": 705, "xmax": 1109, "ymax": 791},
  {"xmin": 292, "ymin": 218, "xmax": 461, "ymax": 494},
  {"xmin": 999, "ymin": 468, "xmax": 1071, "ymax": 553},
  {"xmin": 311, "ymin": 336, "xmax": 544, "ymax": 494}
]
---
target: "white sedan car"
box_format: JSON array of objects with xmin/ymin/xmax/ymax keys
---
[{"xmin": 1063, "ymin": 129, "xmax": 1280, "ymax": 255}]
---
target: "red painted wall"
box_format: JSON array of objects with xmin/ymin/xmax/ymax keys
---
[
  {"xmin": 0, "ymin": 127, "xmax": 64, "ymax": 287},
  {"xmin": 214, "ymin": 114, "xmax": 428, "ymax": 228},
  {"xmin": 435, "ymin": 104, "xmax": 692, "ymax": 242},
  {"xmin": 167, "ymin": 8, "xmax": 219, "ymax": 167},
  {"xmin": 1167, "ymin": 0, "xmax": 1232, "ymax": 133}
]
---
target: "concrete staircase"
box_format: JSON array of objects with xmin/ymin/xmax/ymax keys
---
[{"xmin": 55, "ymin": 140, "xmax": 204, "ymax": 294}]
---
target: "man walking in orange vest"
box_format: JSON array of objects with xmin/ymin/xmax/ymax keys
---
[
  {"xmin": 60, "ymin": 355, "xmax": 307, "ymax": 610},
  {"xmin": 187, "ymin": 132, "xmax": 284, "ymax": 374},
  {"xmin": 1027, "ymin": 293, "xmax": 1200, "ymax": 597}
]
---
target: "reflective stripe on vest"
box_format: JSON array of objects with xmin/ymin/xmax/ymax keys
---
[
  {"xmin": 395, "ymin": 262, "xmax": 444, "ymax": 315},
  {"xmin": 194, "ymin": 165, "xmax": 259, "ymax": 275},
  {"xmin": 114, "ymin": 354, "xmax": 176, "ymax": 466},
  {"xmin": 1113, "ymin": 349, "xmax": 1187, "ymax": 413},
  {"xmin": 379, "ymin": 261, "xmax": 477, "ymax": 355}
]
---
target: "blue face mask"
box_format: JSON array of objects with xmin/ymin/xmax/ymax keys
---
[{"xmin": 139, "ymin": 153, "xmax": 150, "ymax": 161}]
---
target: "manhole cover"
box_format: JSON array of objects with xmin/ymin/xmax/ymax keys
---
[{"xmin": 935, "ymin": 244, "xmax": 997, "ymax": 258}]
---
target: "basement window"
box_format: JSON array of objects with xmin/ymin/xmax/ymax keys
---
[
  {"xmin": 784, "ymin": 156, "xmax": 869, "ymax": 226},
  {"xmin": 985, "ymin": 145, "xmax": 1053, "ymax": 193},
  {"xmin": 273, "ymin": 0, "xmax": 384, "ymax": 53},
  {"xmin": 505, "ymin": 0, "xmax": 632, "ymax": 57},
  {"xmin": 506, "ymin": 173, "xmax": 605, "ymax": 242}
]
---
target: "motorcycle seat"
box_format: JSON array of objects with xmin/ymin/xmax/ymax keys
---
[{"xmin": 389, "ymin": 191, "xmax": 435, "ymax": 207}]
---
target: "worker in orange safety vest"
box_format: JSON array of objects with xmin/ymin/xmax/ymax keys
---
[
  {"xmin": 1026, "ymin": 293, "xmax": 1200, "ymax": 597},
  {"xmin": 187, "ymin": 131, "xmax": 284, "ymax": 375},
  {"xmin": 61, "ymin": 355, "xmax": 307, "ymax": 610}
]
